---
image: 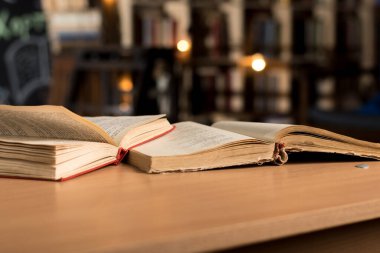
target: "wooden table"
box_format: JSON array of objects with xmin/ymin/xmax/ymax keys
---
[{"xmin": 2, "ymin": 159, "xmax": 380, "ymax": 252}]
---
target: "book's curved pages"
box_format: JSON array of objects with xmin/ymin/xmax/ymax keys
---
[
  {"xmin": 0, "ymin": 105, "xmax": 174, "ymax": 181},
  {"xmin": 128, "ymin": 121, "xmax": 380, "ymax": 173}
]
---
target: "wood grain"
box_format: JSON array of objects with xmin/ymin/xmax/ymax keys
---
[
  {"xmin": 2, "ymin": 160, "xmax": 380, "ymax": 252},
  {"xmin": 223, "ymin": 218, "xmax": 380, "ymax": 252}
]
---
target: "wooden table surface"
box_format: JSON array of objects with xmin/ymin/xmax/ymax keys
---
[{"xmin": 2, "ymin": 159, "xmax": 380, "ymax": 253}]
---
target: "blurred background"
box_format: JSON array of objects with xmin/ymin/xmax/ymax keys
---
[{"xmin": 1, "ymin": 0, "xmax": 380, "ymax": 141}]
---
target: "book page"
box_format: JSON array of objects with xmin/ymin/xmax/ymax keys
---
[
  {"xmin": 85, "ymin": 114, "xmax": 165, "ymax": 145},
  {"xmin": 0, "ymin": 136, "xmax": 118, "ymax": 164},
  {"xmin": 132, "ymin": 121, "xmax": 257, "ymax": 156},
  {"xmin": 212, "ymin": 121, "xmax": 292, "ymax": 142},
  {"xmin": 0, "ymin": 105, "xmax": 114, "ymax": 144}
]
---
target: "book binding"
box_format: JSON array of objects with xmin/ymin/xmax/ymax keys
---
[{"xmin": 60, "ymin": 125, "xmax": 175, "ymax": 181}]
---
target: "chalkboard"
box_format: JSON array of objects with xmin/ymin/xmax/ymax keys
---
[{"xmin": 0, "ymin": 0, "xmax": 50, "ymax": 105}]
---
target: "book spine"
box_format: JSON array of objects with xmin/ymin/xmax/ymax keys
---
[
  {"xmin": 61, "ymin": 125, "xmax": 176, "ymax": 181},
  {"xmin": 172, "ymin": 19, "xmax": 177, "ymax": 47}
]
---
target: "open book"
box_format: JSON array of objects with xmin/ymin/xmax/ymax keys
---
[
  {"xmin": 128, "ymin": 121, "xmax": 380, "ymax": 173},
  {"xmin": 0, "ymin": 105, "xmax": 173, "ymax": 181}
]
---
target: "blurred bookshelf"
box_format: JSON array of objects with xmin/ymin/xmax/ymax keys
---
[
  {"xmin": 43, "ymin": 0, "xmax": 380, "ymax": 129},
  {"xmin": 42, "ymin": 0, "xmax": 102, "ymax": 52}
]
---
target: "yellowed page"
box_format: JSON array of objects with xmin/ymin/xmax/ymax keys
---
[
  {"xmin": 212, "ymin": 121, "xmax": 292, "ymax": 142},
  {"xmin": 0, "ymin": 105, "xmax": 115, "ymax": 144},
  {"xmin": 132, "ymin": 121, "xmax": 258, "ymax": 157},
  {"xmin": 86, "ymin": 114, "xmax": 165, "ymax": 146},
  {"xmin": 0, "ymin": 136, "xmax": 118, "ymax": 164},
  {"xmin": 212, "ymin": 122, "xmax": 380, "ymax": 161}
]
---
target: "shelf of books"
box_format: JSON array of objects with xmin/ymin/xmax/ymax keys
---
[
  {"xmin": 310, "ymin": 0, "xmax": 377, "ymax": 116},
  {"xmin": 178, "ymin": 0, "xmax": 244, "ymax": 124},
  {"xmin": 43, "ymin": 0, "xmax": 379, "ymax": 125}
]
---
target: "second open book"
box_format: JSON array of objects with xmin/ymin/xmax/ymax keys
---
[{"xmin": 128, "ymin": 121, "xmax": 380, "ymax": 173}]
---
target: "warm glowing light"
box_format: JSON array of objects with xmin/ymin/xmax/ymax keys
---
[
  {"xmin": 251, "ymin": 53, "xmax": 266, "ymax": 72},
  {"xmin": 119, "ymin": 74, "xmax": 133, "ymax": 92},
  {"xmin": 103, "ymin": 0, "xmax": 116, "ymax": 6},
  {"xmin": 177, "ymin": 39, "xmax": 190, "ymax": 52}
]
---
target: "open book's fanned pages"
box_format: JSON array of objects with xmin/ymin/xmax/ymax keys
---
[
  {"xmin": 0, "ymin": 105, "xmax": 115, "ymax": 144},
  {"xmin": 129, "ymin": 121, "xmax": 380, "ymax": 173},
  {"xmin": 213, "ymin": 121, "xmax": 380, "ymax": 162},
  {"xmin": 128, "ymin": 122, "xmax": 277, "ymax": 173},
  {"xmin": 0, "ymin": 137, "xmax": 119, "ymax": 180},
  {"xmin": 60, "ymin": 126, "xmax": 174, "ymax": 181},
  {"xmin": 86, "ymin": 114, "xmax": 170, "ymax": 148},
  {"xmin": 2, "ymin": 105, "xmax": 379, "ymax": 179},
  {"xmin": 0, "ymin": 105, "xmax": 174, "ymax": 181}
]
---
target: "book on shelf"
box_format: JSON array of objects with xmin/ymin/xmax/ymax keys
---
[
  {"xmin": 245, "ymin": 13, "xmax": 279, "ymax": 56},
  {"xmin": 0, "ymin": 105, "xmax": 173, "ymax": 181},
  {"xmin": 128, "ymin": 121, "xmax": 380, "ymax": 173},
  {"xmin": 133, "ymin": 7, "xmax": 178, "ymax": 48},
  {"xmin": 192, "ymin": 67, "xmax": 244, "ymax": 116},
  {"xmin": 48, "ymin": 10, "xmax": 101, "ymax": 51},
  {"xmin": 244, "ymin": 68, "xmax": 291, "ymax": 116},
  {"xmin": 190, "ymin": 8, "xmax": 229, "ymax": 57}
]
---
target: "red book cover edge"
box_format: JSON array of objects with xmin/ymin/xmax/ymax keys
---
[
  {"xmin": 60, "ymin": 125, "xmax": 176, "ymax": 181},
  {"xmin": 0, "ymin": 125, "xmax": 175, "ymax": 182}
]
